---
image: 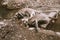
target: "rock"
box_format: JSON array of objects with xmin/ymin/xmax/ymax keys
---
[{"xmin": 1, "ymin": 0, "xmax": 28, "ymax": 9}]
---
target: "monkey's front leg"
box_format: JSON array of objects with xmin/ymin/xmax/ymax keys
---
[{"xmin": 35, "ymin": 20, "xmax": 40, "ymax": 32}]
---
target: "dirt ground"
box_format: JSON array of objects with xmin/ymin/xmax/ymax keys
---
[{"xmin": 0, "ymin": 18, "xmax": 60, "ymax": 40}]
